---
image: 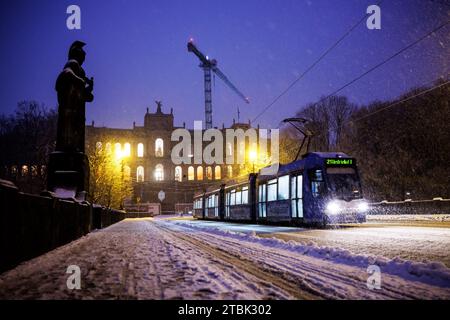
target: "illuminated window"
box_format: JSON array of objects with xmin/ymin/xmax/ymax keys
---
[
  {"xmin": 175, "ymin": 166, "xmax": 182, "ymax": 182},
  {"xmin": 105, "ymin": 142, "xmax": 112, "ymax": 154},
  {"xmin": 137, "ymin": 166, "xmax": 144, "ymax": 182},
  {"xmin": 239, "ymin": 141, "xmax": 245, "ymax": 157},
  {"xmin": 40, "ymin": 165, "xmax": 46, "ymax": 177},
  {"xmin": 206, "ymin": 166, "xmax": 212, "ymax": 180},
  {"xmin": 155, "ymin": 164, "xmax": 164, "ymax": 181},
  {"xmin": 214, "ymin": 166, "xmax": 221, "ymax": 180},
  {"xmin": 226, "ymin": 142, "xmax": 233, "ymax": 156},
  {"xmin": 96, "ymin": 142, "xmax": 102, "ymax": 151},
  {"xmin": 21, "ymin": 165, "xmax": 28, "ymax": 177},
  {"xmin": 114, "ymin": 143, "xmax": 122, "ymax": 158},
  {"xmin": 124, "ymin": 165, "xmax": 131, "ymax": 179},
  {"xmin": 137, "ymin": 143, "xmax": 144, "ymax": 157},
  {"xmin": 227, "ymin": 165, "xmax": 233, "ymax": 178},
  {"xmin": 197, "ymin": 166, "xmax": 203, "ymax": 180},
  {"xmin": 124, "ymin": 143, "xmax": 131, "ymax": 157},
  {"xmin": 11, "ymin": 165, "xmax": 17, "ymax": 176},
  {"xmin": 155, "ymin": 138, "xmax": 163, "ymax": 157},
  {"xmin": 188, "ymin": 166, "xmax": 195, "ymax": 181}
]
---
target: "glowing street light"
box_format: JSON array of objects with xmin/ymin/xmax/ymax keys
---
[{"xmin": 249, "ymin": 149, "xmax": 257, "ymax": 173}]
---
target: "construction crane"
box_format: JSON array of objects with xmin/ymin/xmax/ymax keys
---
[{"xmin": 187, "ymin": 39, "xmax": 250, "ymax": 129}]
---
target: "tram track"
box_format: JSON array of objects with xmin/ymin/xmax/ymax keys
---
[{"xmin": 154, "ymin": 222, "xmax": 322, "ymax": 300}]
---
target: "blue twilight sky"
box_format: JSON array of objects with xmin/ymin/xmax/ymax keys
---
[{"xmin": 0, "ymin": 0, "xmax": 448, "ymax": 129}]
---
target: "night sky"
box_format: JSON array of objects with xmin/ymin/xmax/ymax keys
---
[{"xmin": 0, "ymin": 0, "xmax": 448, "ymax": 129}]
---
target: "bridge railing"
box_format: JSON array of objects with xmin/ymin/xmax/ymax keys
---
[
  {"xmin": 368, "ymin": 198, "xmax": 450, "ymax": 215},
  {"xmin": 0, "ymin": 179, "xmax": 125, "ymax": 274}
]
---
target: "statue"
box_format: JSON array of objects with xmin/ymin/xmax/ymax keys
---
[
  {"xmin": 46, "ymin": 41, "xmax": 94, "ymax": 200},
  {"xmin": 55, "ymin": 41, "xmax": 94, "ymax": 153},
  {"xmin": 155, "ymin": 100, "xmax": 162, "ymax": 113}
]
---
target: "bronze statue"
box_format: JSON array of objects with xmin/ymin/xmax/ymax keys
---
[
  {"xmin": 46, "ymin": 41, "xmax": 93, "ymax": 200},
  {"xmin": 55, "ymin": 41, "xmax": 94, "ymax": 153}
]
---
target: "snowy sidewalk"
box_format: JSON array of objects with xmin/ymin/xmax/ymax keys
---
[{"xmin": 0, "ymin": 218, "xmax": 449, "ymax": 299}]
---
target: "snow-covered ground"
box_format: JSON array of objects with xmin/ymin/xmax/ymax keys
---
[
  {"xmin": 367, "ymin": 214, "xmax": 450, "ymax": 222},
  {"xmin": 0, "ymin": 217, "xmax": 449, "ymax": 300}
]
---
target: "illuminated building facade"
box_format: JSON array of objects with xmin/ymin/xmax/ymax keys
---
[{"xmin": 86, "ymin": 102, "xmax": 268, "ymax": 213}]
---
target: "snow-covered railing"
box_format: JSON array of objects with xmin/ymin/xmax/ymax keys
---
[
  {"xmin": 0, "ymin": 179, "xmax": 126, "ymax": 273},
  {"xmin": 368, "ymin": 198, "xmax": 450, "ymax": 215}
]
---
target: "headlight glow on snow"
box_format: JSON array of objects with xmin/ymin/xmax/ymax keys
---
[
  {"xmin": 357, "ymin": 201, "xmax": 369, "ymax": 212},
  {"xmin": 326, "ymin": 201, "xmax": 341, "ymax": 215}
]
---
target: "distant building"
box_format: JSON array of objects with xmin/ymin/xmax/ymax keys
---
[{"xmin": 86, "ymin": 102, "xmax": 267, "ymax": 213}]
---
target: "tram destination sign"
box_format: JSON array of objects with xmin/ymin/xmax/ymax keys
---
[{"xmin": 325, "ymin": 158, "xmax": 356, "ymax": 166}]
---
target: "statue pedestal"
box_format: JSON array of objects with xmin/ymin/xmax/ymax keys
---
[{"xmin": 47, "ymin": 152, "xmax": 89, "ymax": 201}]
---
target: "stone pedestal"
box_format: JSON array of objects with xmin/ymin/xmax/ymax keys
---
[{"xmin": 47, "ymin": 151, "xmax": 89, "ymax": 200}]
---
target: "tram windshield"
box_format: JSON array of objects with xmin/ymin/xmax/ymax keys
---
[{"xmin": 326, "ymin": 167, "xmax": 362, "ymax": 200}]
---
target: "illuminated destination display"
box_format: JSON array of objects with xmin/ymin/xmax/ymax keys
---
[{"xmin": 325, "ymin": 158, "xmax": 355, "ymax": 166}]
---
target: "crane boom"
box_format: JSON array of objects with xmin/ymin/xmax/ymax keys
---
[
  {"xmin": 187, "ymin": 39, "xmax": 249, "ymax": 129},
  {"xmin": 212, "ymin": 66, "xmax": 250, "ymax": 104}
]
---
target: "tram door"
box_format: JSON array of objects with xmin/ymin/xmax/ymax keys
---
[{"xmin": 290, "ymin": 174, "xmax": 303, "ymax": 218}]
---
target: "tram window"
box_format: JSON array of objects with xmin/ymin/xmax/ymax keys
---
[
  {"xmin": 267, "ymin": 179, "xmax": 277, "ymax": 201},
  {"xmin": 215, "ymin": 194, "xmax": 219, "ymax": 216},
  {"xmin": 236, "ymin": 189, "xmax": 242, "ymax": 205},
  {"xmin": 278, "ymin": 175, "xmax": 289, "ymax": 200},
  {"xmin": 259, "ymin": 184, "xmax": 266, "ymax": 202},
  {"xmin": 309, "ymin": 169, "xmax": 325, "ymax": 198},
  {"xmin": 297, "ymin": 175, "xmax": 303, "ymax": 198},
  {"xmin": 230, "ymin": 189, "xmax": 236, "ymax": 205},
  {"xmin": 242, "ymin": 186, "xmax": 248, "ymax": 204}
]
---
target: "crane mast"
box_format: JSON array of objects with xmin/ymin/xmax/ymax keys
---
[{"xmin": 187, "ymin": 39, "xmax": 249, "ymax": 129}]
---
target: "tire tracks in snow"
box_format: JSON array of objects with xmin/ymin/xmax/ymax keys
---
[
  {"xmin": 154, "ymin": 222, "xmax": 320, "ymax": 300},
  {"xmin": 158, "ymin": 220, "xmax": 450, "ymax": 300}
]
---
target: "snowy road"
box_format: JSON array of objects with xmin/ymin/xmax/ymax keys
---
[
  {"xmin": 171, "ymin": 218, "xmax": 450, "ymax": 267},
  {"xmin": 0, "ymin": 217, "xmax": 449, "ymax": 299}
]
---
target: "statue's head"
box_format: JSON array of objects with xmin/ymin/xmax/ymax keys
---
[{"xmin": 68, "ymin": 40, "xmax": 86, "ymax": 65}]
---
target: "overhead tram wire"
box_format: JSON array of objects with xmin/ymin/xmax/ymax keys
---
[
  {"xmin": 251, "ymin": 0, "xmax": 384, "ymax": 124},
  {"xmin": 279, "ymin": 20, "xmax": 449, "ymax": 134},
  {"xmin": 312, "ymin": 77, "xmax": 450, "ymax": 140},
  {"xmin": 306, "ymin": 20, "xmax": 450, "ymax": 110},
  {"xmin": 339, "ymin": 78, "xmax": 450, "ymax": 127}
]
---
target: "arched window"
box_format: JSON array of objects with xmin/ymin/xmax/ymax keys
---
[
  {"xmin": 155, "ymin": 164, "xmax": 164, "ymax": 181},
  {"xmin": 137, "ymin": 166, "xmax": 144, "ymax": 182},
  {"xmin": 227, "ymin": 165, "xmax": 233, "ymax": 178},
  {"xmin": 124, "ymin": 165, "xmax": 131, "ymax": 179},
  {"xmin": 124, "ymin": 143, "xmax": 131, "ymax": 157},
  {"xmin": 226, "ymin": 142, "xmax": 233, "ymax": 156},
  {"xmin": 21, "ymin": 165, "xmax": 28, "ymax": 177},
  {"xmin": 239, "ymin": 141, "xmax": 245, "ymax": 158},
  {"xmin": 188, "ymin": 166, "xmax": 195, "ymax": 181},
  {"xmin": 11, "ymin": 165, "xmax": 18, "ymax": 176},
  {"xmin": 197, "ymin": 166, "xmax": 204, "ymax": 180},
  {"xmin": 175, "ymin": 166, "xmax": 182, "ymax": 182},
  {"xmin": 137, "ymin": 143, "xmax": 144, "ymax": 157},
  {"xmin": 206, "ymin": 166, "xmax": 212, "ymax": 180},
  {"xmin": 155, "ymin": 138, "xmax": 164, "ymax": 157},
  {"xmin": 96, "ymin": 142, "xmax": 102, "ymax": 151},
  {"xmin": 214, "ymin": 166, "xmax": 221, "ymax": 180},
  {"xmin": 114, "ymin": 143, "xmax": 122, "ymax": 158}
]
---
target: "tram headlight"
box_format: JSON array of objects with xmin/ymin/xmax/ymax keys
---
[
  {"xmin": 357, "ymin": 201, "xmax": 369, "ymax": 212},
  {"xmin": 326, "ymin": 201, "xmax": 341, "ymax": 215}
]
